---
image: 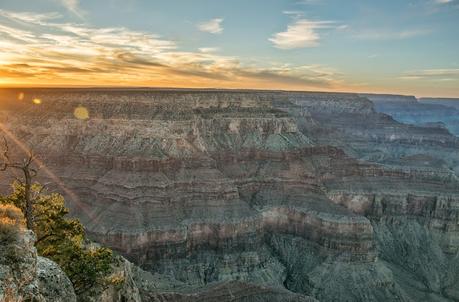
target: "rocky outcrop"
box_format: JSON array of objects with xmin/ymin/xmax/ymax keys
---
[
  {"xmin": 1, "ymin": 88, "xmax": 459, "ymax": 301},
  {"xmin": 0, "ymin": 228, "xmax": 45, "ymax": 302},
  {"xmin": 80, "ymin": 256, "xmax": 143, "ymax": 302},
  {"xmin": 37, "ymin": 257, "xmax": 77, "ymax": 302},
  {"xmin": 0, "ymin": 204, "xmax": 76, "ymax": 302}
]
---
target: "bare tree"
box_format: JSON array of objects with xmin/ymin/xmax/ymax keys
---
[{"xmin": 0, "ymin": 136, "xmax": 38, "ymax": 229}]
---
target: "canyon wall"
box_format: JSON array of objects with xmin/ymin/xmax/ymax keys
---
[
  {"xmin": 364, "ymin": 93, "xmax": 459, "ymax": 137},
  {"xmin": 1, "ymin": 88, "xmax": 459, "ymax": 301}
]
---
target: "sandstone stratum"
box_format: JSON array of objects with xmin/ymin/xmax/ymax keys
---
[{"xmin": 1, "ymin": 88, "xmax": 459, "ymax": 301}]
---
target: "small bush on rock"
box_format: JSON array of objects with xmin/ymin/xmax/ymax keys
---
[{"xmin": 1, "ymin": 182, "xmax": 114, "ymax": 296}]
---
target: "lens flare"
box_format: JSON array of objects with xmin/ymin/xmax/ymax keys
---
[
  {"xmin": 74, "ymin": 105, "xmax": 89, "ymax": 120},
  {"xmin": 17, "ymin": 92, "xmax": 24, "ymax": 100},
  {"xmin": 0, "ymin": 122, "xmax": 97, "ymax": 224},
  {"xmin": 32, "ymin": 98, "xmax": 42, "ymax": 105}
]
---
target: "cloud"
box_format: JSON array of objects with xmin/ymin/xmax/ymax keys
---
[
  {"xmin": 238, "ymin": 64, "xmax": 341, "ymax": 87},
  {"xmin": 0, "ymin": 24, "xmax": 37, "ymax": 42},
  {"xmin": 352, "ymin": 29, "xmax": 431, "ymax": 40},
  {"xmin": 58, "ymin": 0, "xmax": 85, "ymax": 18},
  {"xmin": 269, "ymin": 19, "xmax": 334, "ymax": 49},
  {"xmin": 0, "ymin": 10, "xmax": 61, "ymax": 23},
  {"xmin": 434, "ymin": 0, "xmax": 453, "ymax": 4},
  {"xmin": 400, "ymin": 69, "xmax": 459, "ymax": 81},
  {"xmin": 197, "ymin": 18, "xmax": 224, "ymax": 34},
  {"xmin": 198, "ymin": 47, "xmax": 219, "ymax": 53},
  {"xmin": 296, "ymin": 0, "xmax": 321, "ymax": 5},
  {"xmin": 0, "ymin": 9, "xmax": 343, "ymax": 90},
  {"xmin": 282, "ymin": 10, "xmax": 304, "ymax": 17}
]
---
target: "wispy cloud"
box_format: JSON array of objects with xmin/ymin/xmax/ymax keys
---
[
  {"xmin": 0, "ymin": 9, "xmax": 342, "ymax": 90},
  {"xmin": 0, "ymin": 9, "xmax": 61, "ymax": 24},
  {"xmin": 0, "ymin": 24, "xmax": 37, "ymax": 42},
  {"xmin": 197, "ymin": 18, "xmax": 223, "ymax": 34},
  {"xmin": 58, "ymin": 0, "xmax": 85, "ymax": 18},
  {"xmin": 238, "ymin": 64, "xmax": 341, "ymax": 87},
  {"xmin": 296, "ymin": 0, "xmax": 322, "ymax": 5},
  {"xmin": 400, "ymin": 69, "xmax": 459, "ymax": 81},
  {"xmin": 352, "ymin": 29, "xmax": 431, "ymax": 40},
  {"xmin": 269, "ymin": 19, "xmax": 334, "ymax": 49},
  {"xmin": 434, "ymin": 0, "xmax": 453, "ymax": 4},
  {"xmin": 198, "ymin": 47, "xmax": 220, "ymax": 53}
]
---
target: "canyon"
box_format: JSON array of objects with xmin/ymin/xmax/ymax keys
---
[
  {"xmin": 1, "ymin": 88, "xmax": 459, "ymax": 301},
  {"xmin": 364, "ymin": 94, "xmax": 459, "ymax": 137}
]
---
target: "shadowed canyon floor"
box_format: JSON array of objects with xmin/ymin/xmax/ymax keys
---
[{"xmin": 1, "ymin": 88, "xmax": 459, "ymax": 301}]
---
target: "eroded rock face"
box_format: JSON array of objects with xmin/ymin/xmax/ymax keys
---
[
  {"xmin": 284, "ymin": 92, "xmax": 459, "ymax": 171},
  {"xmin": 0, "ymin": 228, "xmax": 76, "ymax": 302},
  {"xmin": 268, "ymin": 233, "xmax": 411, "ymax": 302},
  {"xmin": 1, "ymin": 88, "xmax": 459, "ymax": 301},
  {"xmin": 141, "ymin": 281, "xmax": 318, "ymax": 302},
  {"xmin": 37, "ymin": 257, "xmax": 77, "ymax": 302},
  {"xmin": 82, "ymin": 256, "xmax": 143, "ymax": 302},
  {"xmin": 0, "ymin": 230, "xmax": 44, "ymax": 301}
]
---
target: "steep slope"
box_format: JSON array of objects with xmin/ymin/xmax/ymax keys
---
[{"xmin": 274, "ymin": 91, "xmax": 459, "ymax": 300}]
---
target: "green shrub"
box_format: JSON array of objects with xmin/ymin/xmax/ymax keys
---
[{"xmin": 1, "ymin": 182, "xmax": 114, "ymax": 296}]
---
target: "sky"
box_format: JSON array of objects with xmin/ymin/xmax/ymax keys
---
[{"xmin": 0, "ymin": 0, "xmax": 458, "ymax": 97}]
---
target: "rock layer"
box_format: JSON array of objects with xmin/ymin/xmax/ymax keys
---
[{"xmin": 1, "ymin": 88, "xmax": 459, "ymax": 301}]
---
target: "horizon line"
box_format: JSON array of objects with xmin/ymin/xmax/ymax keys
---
[{"xmin": 1, "ymin": 85, "xmax": 458, "ymax": 99}]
